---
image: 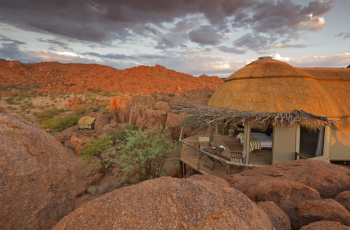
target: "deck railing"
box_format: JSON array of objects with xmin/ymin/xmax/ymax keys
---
[{"xmin": 178, "ymin": 122, "xmax": 262, "ymax": 175}]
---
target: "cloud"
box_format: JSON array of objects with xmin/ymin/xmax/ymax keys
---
[
  {"xmin": 189, "ymin": 26, "xmax": 223, "ymax": 45},
  {"xmin": 0, "ymin": 34, "xmax": 26, "ymax": 45},
  {"xmin": 37, "ymin": 38, "xmax": 72, "ymax": 51},
  {"xmin": 0, "ymin": 0, "xmax": 335, "ymax": 48},
  {"xmin": 217, "ymin": 45, "xmax": 246, "ymax": 54},
  {"xmin": 335, "ymin": 32, "xmax": 350, "ymax": 39},
  {"xmin": 289, "ymin": 52, "xmax": 350, "ymax": 68}
]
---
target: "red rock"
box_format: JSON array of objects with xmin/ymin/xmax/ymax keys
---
[
  {"xmin": 245, "ymin": 180, "xmax": 321, "ymax": 227},
  {"xmin": 335, "ymin": 191, "xmax": 350, "ymax": 212},
  {"xmin": 52, "ymin": 175, "xmax": 274, "ymax": 229},
  {"xmin": 154, "ymin": 101, "xmax": 171, "ymax": 112},
  {"xmin": 165, "ymin": 112, "xmax": 183, "ymax": 140},
  {"xmin": 94, "ymin": 114, "xmax": 110, "ymax": 134},
  {"xmin": 300, "ymin": 221, "xmax": 350, "ymax": 230},
  {"xmin": 141, "ymin": 109, "xmax": 167, "ymax": 130},
  {"xmin": 45, "ymin": 128, "xmax": 51, "ymax": 132},
  {"xmin": 257, "ymin": 201, "xmax": 291, "ymax": 230},
  {"xmin": 10, "ymin": 88, "xmax": 20, "ymax": 96},
  {"xmin": 294, "ymin": 199, "xmax": 350, "ymax": 229},
  {"xmin": 0, "ymin": 113, "xmax": 76, "ymax": 230},
  {"xmin": 57, "ymin": 126, "xmax": 79, "ymax": 143},
  {"xmin": 129, "ymin": 95, "xmax": 155, "ymax": 126},
  {"xmin": 91, "ymin": 173, "xmax": 104, "ymax": 185},
  {"xmin": 65, "ymin": 96, "xmax": 85, "ymax": 107},
  {"xmin": 76, "ymin": 188, "xmax": 87, "ymax": 198},
  {"xmin": 110, "ymin": 93, "xmax": 134, "ymax": 123},
  {"xmin": 224, "ymin": 160, "xmax": 350, "ymax": 199},
  {"xmin": 112, "ymin": 166, "xmax": 122, "ymax": 176}
]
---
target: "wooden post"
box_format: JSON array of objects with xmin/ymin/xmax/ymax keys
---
[
  {"xmin": 215, "ymin": 119, "xmax": 218, "ymax": 146},
  {"xmin": 226, "ymin": 164, "xmax": 230, "ymax": 175},
  {"xmin": 184, "ymin": 163, "xmax": 187, "ymax": 176},
  {"xmin": 210, "ymin": 123, "xmax": 214, "ymax": 142},
  {"xmin": 295, "ymin": 123, "xmax": 300, "ymax": 160},
  {"xmin": 243, "ymin": 120, "xmax": 251, "ymax": 164},
  {"xmin": 179, "ymin": 161, "xmax": 183, "ymax": 178},
  {"xmin": 197, "ymin": 152, "xmax": 200, "ymax": 171},
  {"xmin": 323, "ymin": 126, "xmax": 331, "ymax": 163}
]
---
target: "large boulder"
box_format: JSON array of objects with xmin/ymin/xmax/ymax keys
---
[
  {"xmin": 165, "ymin": 112, "xmax": 182, "ymax": 140},
  {"xmin": 224, "ymin": 160, "xmax": 350, "ymax": 198},
  {"xmin": 257, "ymin": 201, "xmax": 291, "ymax": 230},
  {"xmin": 57, "ymin": 126, "xmax": 79, "ymax": 143},
  {"xmin": 0, "ymin": 113, "xmax": 76, "ymax": 230},
  {"xmin": 154, "ymin": 101, "xmax": 171, "ymax": 112},
  {"xmin": 110, "ymin": 94, "xmax": 133, "ymax": 123},
  {"xmin": 300, "ymin": 221, "xmax": 350, "ymax": 230},
  {"xmin": 245, "ymin": 180, "xmax": 321, "ymax": 226},
  {"xmin": 53, "ymin": 175, "xmax": 274, "ymax": 230},
  {"xmin": 335, "ymin": 191, "xmax": 350, "ymax": 212},
  {"xmin": 141, "ymin": 109, "xmax": 167, "ymax": 130},
  {"xmin": 94, "ymin": 114, "xmax": 110, "ymax": 134},
  {"xmin": 294, "ymin": 199, "xmax": 350, "ymax": 230},
  {"xmin": 129, "ymin": 95, "xmax": 155, "ymax": 126}
]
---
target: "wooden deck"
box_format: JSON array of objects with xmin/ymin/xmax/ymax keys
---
[{"xmin": 179, "ymin": 130, "xmax": 272, "ymax": 178}]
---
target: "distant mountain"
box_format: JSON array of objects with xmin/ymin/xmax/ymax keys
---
[{"xmin": 0, "ymin": 60, "xmax": 224, "ymax": 94}]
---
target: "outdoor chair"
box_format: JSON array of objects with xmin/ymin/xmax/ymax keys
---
[{"xmin": 230, "ymin": 151, "xmax": 244, "ymax": 163}]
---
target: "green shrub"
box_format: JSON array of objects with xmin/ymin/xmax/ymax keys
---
[
  {"xmin": 40, "ymin": 114, "xmax": 80, "ymax": 132},
  {"xmin": 5, "ymin": 97, "xmax": 15, "ymax": 104},
  {"xmin": 106, "ymin": 125, "xmax": 140, "ymax": 145},
  {"xmin": 168, "ymin": 93, "xmax": 175, "ymax": 97},
  {"xmin": 71, "ymin": 105, "xmax": 86, "ymax": 115},
  {"xmin": 34, "ymin": 106, "xmax": 60, "ymax": 118},
  {"xmin": 0, "ymin": 107, "xmax": 5, "ymax": 113},
  {"xmin": 113, "ymin": 126, "xmax": 179, "ymax": 184},
  {"xmin": 80, "ymin": 134, "xmax": 114, "ymax": 169},
  {"xmin": 38, "ymin": 105, "xmax": 45, "ymax": 110}
]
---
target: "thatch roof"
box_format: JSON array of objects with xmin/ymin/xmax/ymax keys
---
[
  {"xmin": 208, "ymin": 57, "xmax": 350, "ymax": 120},
  {"xmin": 78, "ymin": 116, "xmax": 96, "ymax": 125}
]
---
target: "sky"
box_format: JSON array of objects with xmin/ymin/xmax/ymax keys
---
[{"xmin": 0, "ymin": 0, "xmax": 350, "ymax": 77}]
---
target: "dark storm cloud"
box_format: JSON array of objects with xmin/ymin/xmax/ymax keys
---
[
  {"xmin": 0, "ymin": 0, "xmax": 335, "ymax": 47},
  {"xmin": 189, "ymin": 26, "xmax": 224, "ymax": 45},
  {"xmin": 0, "ymin": 35, "xmax": 26, "ymax": 45},
  {"xmin": 83, "ymin": 52, "xmax": 165, "ymax": 62},
  {"xmin": 217, "ymin": 45, "xmax": 246, "ymax": 54},
  {"xmin": 335, "ymin": 32, "xmax": 350, "ymax": 39}
]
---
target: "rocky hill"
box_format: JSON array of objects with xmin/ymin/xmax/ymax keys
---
[{"xmin": 0, "ymin": 59, "xmax": 223, "ymax": 94}]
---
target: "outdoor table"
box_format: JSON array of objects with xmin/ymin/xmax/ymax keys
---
[{"xmin": 202, "ymin": 146, "xmax": 225, "ymax": 170}]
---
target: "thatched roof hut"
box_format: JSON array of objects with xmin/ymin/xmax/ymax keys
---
[
  {"xmin": 78, "ymin": 116, "xmax": 96, "ymax": 130},
  {"xmin": 208, "ymin": 57, "xmax": 350, "ymax": 123}
]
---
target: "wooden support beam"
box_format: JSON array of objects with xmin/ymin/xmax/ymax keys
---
[
  {"xmin": 323, "ymin": 126, "xmax": 331, "ymax": 163},
  {"xmin": 295, "ymin": 123, "xmax": 300, "ymax": 160},
  {"xmin": 210, "ymin": 123, "xmax": 214, "ymax": 142},
  {"xmin": 243, "ymin": 120, "xmax": 251, "ymax": 164},
  {"xmin": 215, "ymin": 119, "xmax": 218, "ymax": 146}
]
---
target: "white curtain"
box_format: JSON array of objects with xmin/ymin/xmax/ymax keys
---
[{"xmin": 315, "ymin": 128, "xmax": 324, "ymax": 157}]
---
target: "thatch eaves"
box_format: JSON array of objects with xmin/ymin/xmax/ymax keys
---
[{"xmin": 208, "ymin": 57, "xmax": 350, "ymax": 120}]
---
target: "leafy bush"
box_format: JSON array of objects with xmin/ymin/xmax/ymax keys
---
[
  {"xmin": 113, "ymin": 126, "xmax": 179, "ymax": 184},
  {"xmin": 71, "ymin": 105, "xmax": 86, "ymax": 115},
  {"xmin": 0, "ymin": 106, "xmax": 5, "ymax": 113},
  {"xmin": 106, "ymin": 125, "xmax": 140, "ymax": 145},
  {"xmin": 80, "ymin": 134, "xmax": 114, "ymax": 169},
  {"xmin": 41, "ymin": 114, "xmax": 80, "ymax": 132},
  {"xmin": 34, "ymin": 106, "xmax": 60, "ymax": 118},
  {"xmin": 168, "ymin": 93, "xmax": 175, "ymax": 97},
  {"xmin": 5, "ymin": 97, "xmax": 15, "ymax": 104}
]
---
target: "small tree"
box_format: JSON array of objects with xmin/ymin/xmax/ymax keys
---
[
  {"xmin": 80, "ymin": 134, "xmax": 114, "ymax": 169},
  {"xmin": 106, "ymin": 125, "xmax": 140, "ymax": 145},
  {"xmin": 114, "ymin": 126, "xmax": 178, "ymax": 184}
]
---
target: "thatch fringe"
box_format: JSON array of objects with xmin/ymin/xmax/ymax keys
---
[{"xmin": 171, "ymin": 103, "xmax": 340, "ymax": 131}]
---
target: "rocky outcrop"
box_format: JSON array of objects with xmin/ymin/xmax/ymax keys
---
[
  {"xmin": 129, "ymin": 95, "xmax": 155, "ymax": 126},
  {"xmin": 300, "ymin": 221, "xmax": 350, "ymax": 230},
  {"xmin": 110, "ymin": 94, "xmax": 133, "ymax": 123},
  {"xmin": 66, "ymin": 96, "xmax": 85, "ymax": 107},
  {"xmin": 57, "ymin": 126, "xmax": 79, "ymax": 143},
  {"xmin": 0, "ymin": 113, "xmax": 76, "ymax": 230},
  {"xmin": 94, "ymin": 114, "xmax": 110, "ymax": 134},
  {"xmin": 224, "ymin": 160, "xmax": 350, "ymax": 198},
  {"xmin": 294, "ymin": 199, "xmax": 350, "ymax": 229},
  {"xmin": 53, "ymin": 175, "xmax": 274, "ymax": 229},
  {"xmin": 141, "ymin": 109, "xmax": 167, "ymax": 130},
  {"xmin": 335, "ymin": 191, "xmax": 350, "ymax": 212},
  {"xmin": 0, "ymin": 60, "xmax": 224, "ymax": 94},
  {"xmin": 257, "ymin": 201, "xmax": 291, "ymax": 230},
  {"xmin": 246, "ymin": 180, "xmax": 321, "ymax": 226},
  {"xmin": 154, "ymin": 101, "xmax": 171, "ymax": 112},
  {"xmin": 165, "ymin": 112, "xmax": 183, "ymax": 140}
]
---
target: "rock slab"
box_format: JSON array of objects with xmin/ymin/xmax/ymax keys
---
[
  {"xmin": 53, "ymin": 175, "xmax": 274, "ymax": 230},
  {"xmin": 0, "ymin": 113, "xmax": 76, "ymax": 230}
]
